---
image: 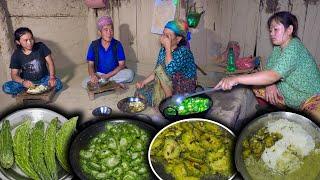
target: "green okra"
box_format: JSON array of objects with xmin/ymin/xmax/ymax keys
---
[
  {"xmin": 56, "ymin": 116, "xmax": 78, "ymax": 172},
  {"xmin": 30, "ymin": 121, "xmax": 51, "ymax": 180},
  {"xmin": 44, "ymin": 118, "xmax": 59, "ymax": 180},
  {"xmin": 0, "ymin": 120, "xmax": 14, "ymax": 169},
  {"xmin": 13, "ymin": 120, "xmax": 39, "ymax": 179}
]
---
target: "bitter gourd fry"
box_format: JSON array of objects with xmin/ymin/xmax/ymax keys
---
[
  {"xmin": 30, "ymin": 121, "xmax": 51, "ymax": 180},
  {"xmin": 56, "ymin": 116, "xmax": 78, "ymax": 172},
  {"xmin": 0, "ymin": 120, "xmax": 14, "ymax": 169},
  {"xmin": 44, "ymin": 118, "xmax": 58, "ymax": 180},
  {"xmin": 13, "ymin": 120, "xmax": 39, "ymax": 179}
]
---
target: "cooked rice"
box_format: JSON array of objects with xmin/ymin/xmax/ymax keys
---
[{"xmin": 261, "ymin": 119, "xmax": 315, "ymax": 173}]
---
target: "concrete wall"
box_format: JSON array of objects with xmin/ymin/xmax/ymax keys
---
[{"xmin": 1, "ymin": 0, "xmax": 320, "ymax": 84}]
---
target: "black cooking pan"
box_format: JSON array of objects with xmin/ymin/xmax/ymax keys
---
[
  {"xmin": 158, "ymin": 93, "xmax": 213, "ymax": 121},
  {"xmin": 68, "ymin": 116, "xmax": 158, "ymax": 179}
]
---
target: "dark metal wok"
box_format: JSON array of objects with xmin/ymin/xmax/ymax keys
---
[
  {"xmin": 68, "ymin": 116, "xmax": 158, "ymax": 179},
  {"xmin": 158, "ymin": 94, "xmax": 213, "ymax": 121}
]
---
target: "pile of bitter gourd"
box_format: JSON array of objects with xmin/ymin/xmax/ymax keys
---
[{"xmin": 0, "ymin": 116, "xmax": 78, "ymax": 180}]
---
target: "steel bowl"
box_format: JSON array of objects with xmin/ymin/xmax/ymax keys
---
[
  {"xmin": 235, "ymin": 111, "xmax": 320, "ymax": 180},
  {"xmin": 148, "ymin": 118, "xmax": 236, "ymax": 180},
  {"xmin": 92, "ymin": 106, "xmax": 112, "ymax": 117},
  {"xmin": 117, "ymin": 96, "xmax": 147, "ymax": 113},
  {"xmin": 0, "ymin": 108, "xmax": 71, "ymax": 180}
]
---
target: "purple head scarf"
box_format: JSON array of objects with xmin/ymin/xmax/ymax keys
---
[{"xmin": 97, "ymin": 16, "xmax": 113, "ymax": 30}]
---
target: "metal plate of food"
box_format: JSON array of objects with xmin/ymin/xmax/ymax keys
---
[
  {"xmin": 117, "ymin": 97, "xmax": 147, "ymax": 113},
  {"xmin": 235, "ymin": 112, "xmax": 320, "ymax": 180},
  {"xmin": 148, "ymin": 118, "xmax": 237, "ymax": 180},
  {"xmin": 0, "ymin": 108, "xmax": 72, "ymax": 180},
  {"xmin": 26, "ymin": 85, "xmax": 51, "ymax": 95}
]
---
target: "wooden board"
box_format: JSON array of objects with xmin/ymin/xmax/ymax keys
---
[{"xmin": 16, "ymin": 88, "xmax": 56, "ymax": 104}]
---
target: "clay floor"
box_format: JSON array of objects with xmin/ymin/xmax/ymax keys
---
[{"xmin": 0, "ymin": 62, "xmax": 214, "ymax": 125}]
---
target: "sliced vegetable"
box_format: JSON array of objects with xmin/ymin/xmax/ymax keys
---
[
  {"xmin": 44, "ymin": 118, "xmax": 59, "ymax": 180},
  {"xmin": 13, "ymin": 120, "xmax": 39, "ymax": 179},
  {"xmin": 56, "ymin": 116, "xmax": 78, "ymax": 172},
  {"xmin": 79, "ymin": 123, "xmax": 151, "ymax": 179},
  {"xmin": 30, "ymin": 121, "xmax": 51, "ymax": 179}
]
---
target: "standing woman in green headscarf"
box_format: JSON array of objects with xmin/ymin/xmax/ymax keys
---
[{"xmin": 135, "ymin": 19, "xmax": 197, "ymax": 107}]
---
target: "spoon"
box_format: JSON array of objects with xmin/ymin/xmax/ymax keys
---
[{"xmin": 170, "ymin": 87, "xmax": 222, "ymax": 105}]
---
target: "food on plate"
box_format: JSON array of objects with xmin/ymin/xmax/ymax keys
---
[
  {"xmin": 150, "ymin": 120, "xmax": 235, "ymax": 179},
  {"xmin": 128, "ymin": 101, "xmax": 145, "ymax": 112},
  {"xmin": 56, "ymin": 116, "xmax": 78, "ymax": 172},
  {"xmin": 243, "ymin": 119, "xmax": 320, "ymax": 180},
  {"xmin": 27, "ymin": 84, "xmax": 49, "ymax": 94},
  {"xmin": 79, "ymin": 123, "xmax": 151, "ymax": 179},
  {"xmin": 0, "ymin": 120, "xmax": 14, "ymax": 169},
  {"xmin": 164, "ymin": 97, "xmax": 210, "ymax": 116}
]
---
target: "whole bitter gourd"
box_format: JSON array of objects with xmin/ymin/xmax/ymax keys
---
[
  {"xmin": 0, "ymin": 120, "xmax": 14, "ymax": 169},
  {"xmin": 56, "ymin": 116, "xmax": 78, "ymax": 172},
  {"xmin": 44, "ymin": 118, "xmax": 58, "ymax": 180},
  {"xmin": 13, "ymin": 120, "xmax": 39, "ymax": 179},
  {"xmin": 30, "ymin": 121, "xmax": 51, "ymax": 179}
]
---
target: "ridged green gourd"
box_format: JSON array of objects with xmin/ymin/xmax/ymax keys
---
[
  {"xmin": 0, "ymin": 120, "xmax": 14, "ymax": 169},
  {"xmin": 44, "ymin": 118, "xmax": 59, "ymax": 180},
  {"xmin": 13, "ymin": 120, "xmax": 39, "ymax": 179},
  {"xmin": 30, "ymin": 121, "xmax": 51, "ymax": 180},
  {"xmin": 56, "ymin": 116, "xmax": 78, "ymax": 172}
]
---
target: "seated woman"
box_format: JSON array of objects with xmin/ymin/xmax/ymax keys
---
[
  {"xmin": 2, "ymin": 27, "xmax": 63, "ymax": 95},
  {"xmin": 135, "ymin": 19, "xmax": 197, "ymax": 107},
  {"xmin": 214, "ymin": 11, "xmax": 320, "ymax": 124}
]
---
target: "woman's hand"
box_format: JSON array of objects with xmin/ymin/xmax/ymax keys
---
[
  {"xmin": 48, "ymin": 77, "xmax": 56, "ymax": 87},
  {"xmin": 136, "ymin": 81, "xmax": 145, "ymax": 89},
  {"xmin": 22, "ymin": 80, "xmax": 34, "ymax": 88},
  {"xmin": 160, "ymin": 35, "xmax": 171, "ymax": 50},
  {"xmin": 265, "ymin": 84, "xmax": 283, "ymax": 105},
  {"xmin": 214, "ymin": 76, "xmax": 239, "ymax": 90}
]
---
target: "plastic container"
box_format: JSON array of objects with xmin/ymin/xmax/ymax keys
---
[{"xmin": 227, "ymin": 47, "xmax": 236, "ymax": 72}]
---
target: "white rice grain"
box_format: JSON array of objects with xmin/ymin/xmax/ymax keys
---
[{"xmin": 261, "ymin": 119, "xmax": 315, "ymax": 172}]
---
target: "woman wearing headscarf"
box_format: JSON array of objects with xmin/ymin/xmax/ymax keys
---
[{"xmin": 135, "ymin": 19, "xmax": 197, "ymax": 107}]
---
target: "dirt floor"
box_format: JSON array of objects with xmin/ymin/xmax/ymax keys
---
[{"xmin": 0, "ymin": 63, "xmax": 213, "ymax": 125}]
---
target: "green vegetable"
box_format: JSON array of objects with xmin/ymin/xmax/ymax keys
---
[
  {"xmin": 165, "ymin": 97, "xmax": 210, "ymax": 116},
  {"xmin": 0, "ymin": 120, "xmax": 14, "ymax": 169},
  {"xmin": 56, "ymin": 116, "xmax": 78, "ymax": 172},
  {"xmin": 242, "ymin": 127, "xmax": 283, "ymax": 159},
  {"xmin": 44, "ymin": 118, "xmax": 59, "ymax": 180},
  {"xmin": 13, "ymin": 120, "xmax": 39, "ymax": 179},
  {"xmin": 30, "ymin": 121, "xmax": 51, "ymax": 179},
  {"xmin": 151, "ymin": 121, "xmax": 235, "ymax": 179},
  {"xmin": 79, "ymin": 123, "xmax": 151, "ymax": 179}
]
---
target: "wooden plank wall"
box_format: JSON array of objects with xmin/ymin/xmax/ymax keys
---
[{"xmin": 102, "ymin": 0, "xmax": 320, "ymax": 70}]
